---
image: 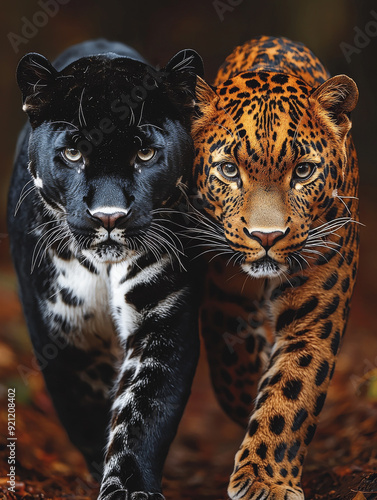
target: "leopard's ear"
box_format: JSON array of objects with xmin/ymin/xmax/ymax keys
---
[
  {"xmin": 16, "ymin": 53, "xmax": 57, "ymax": 126},
  {"xmin": 163, "ymin": 49, "xmax": 204, "ymax": 108},
  {"xmin": 310, "ymin": 75, "xmax": 358, "ymax": 141},
  {"xmin": 191, "ymin": 76, "xmax": 219, "ymax": 135},
  {"xmin": 195, "ymin": 76, "xmax": 218, "ymax": 104}
]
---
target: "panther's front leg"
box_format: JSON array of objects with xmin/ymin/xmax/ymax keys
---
[
  {"xmin": 228, "ymin": 245, "xmax": 358, "ymax": 500},
  {"xmin": 98, "ymin": 259, "xmax": 199, "ymax": 500}
]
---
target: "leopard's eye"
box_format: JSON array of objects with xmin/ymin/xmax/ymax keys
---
[
  {"xmin": 63, "ymin": 148, "xmax": 82, "ymax": 162},
  {"xmin": 219, "ymin": 162, "xmax": 239, "ymax": 180},
  {"xmin": 137, "ymin": 148, "xmax": 156, "ymax": 162},
  {"xmin": 293, "ymin": 162, "xmax": 316, "ymax": 181}
]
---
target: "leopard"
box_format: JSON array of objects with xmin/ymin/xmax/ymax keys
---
[
  {"xmin": 7, "ymin": 39, "xmax": 204, "ymax": 499},
  {"xmin": 191, "ymin": 35, "xmax": 359, "ymax": 499}
]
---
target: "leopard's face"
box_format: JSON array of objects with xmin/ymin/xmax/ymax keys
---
[
  {"xmin": 18, "ymin": 51, "xmax": 203, "ymax": 264},
  {"xmin": 193, "ymin": 71, "xmax": 358, "ymax": 278}
]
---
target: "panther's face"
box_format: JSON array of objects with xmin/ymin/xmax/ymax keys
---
[
  {"xmin": 192, "ymin": 71, "xmax": 358, "ymax": 278},
  {"xmin": 17, "ymin": 50, "xmax": 203, "ymax": 263}
]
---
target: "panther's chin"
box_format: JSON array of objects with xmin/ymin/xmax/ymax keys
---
[
  {"xmin": 82, "ymin": 241, "xmax": 135, "ymax": 264},
  {"xmin": 241, "ymin": 257, "xmax": 287, "ymax": 279}
]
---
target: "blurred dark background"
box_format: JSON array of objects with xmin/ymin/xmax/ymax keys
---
[{"xmin": 0, "ymin": 1, "xmax": 376, "ymax": 498}]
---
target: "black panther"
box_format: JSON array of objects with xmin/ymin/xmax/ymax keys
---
[{"xmin": 7, "ymin": 39, "xmax": 203, "ymax": 499}]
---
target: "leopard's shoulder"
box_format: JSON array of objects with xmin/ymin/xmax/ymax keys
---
[{"xmin": 215, "ymin": 35, "xmax": 330, "ymax": 88}]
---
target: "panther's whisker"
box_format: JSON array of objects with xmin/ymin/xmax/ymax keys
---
[
  {"xmin": 31, "ymin": 225, "xmax": 64, "ymax": 271},
  {"xmin": 140, "ymin": 231, "xmax": 164, "ymax": 264},
  {"xmin": 149, "ymin": 224, "xmax": 184, "ymax": 255},
  {"xmin": 137, "ymin": 101, "xmax": 145, "ymax": 127},
  {"xmin": 39, "ymin": 226, "xmax": 69, "ymax": 264},
  {"xmin": 150, "ymin": 221, "xmax": 185, "ymax": 254},
  {"xmin": 78, "ymin": 87, "xmax": 87, "ymax": 128},
  {"xmin": 33, "ymin": 227, "xmax": 68, "ymax": 270},
  {"xmin": 138, "ymin": 123, "xmax": 164, "ymax": 133},
  {"xmin": 29, "ymin": 219, "xmax": 58, "ymax": 234},
  {"xmin": 147, "ymin": 228, "xmax": 185, "ymax": 269},
  {"xmin": 14, "ymin": 182, "xmax": 38, "ymax": 216},
  {"xmin": 50, "ymin": 120, "xmax": 79, "ymax": 130}
]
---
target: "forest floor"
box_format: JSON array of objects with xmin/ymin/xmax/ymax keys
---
[{"xmin": 0, "ymin": 216, "xmax": 377, "ymax": 500}]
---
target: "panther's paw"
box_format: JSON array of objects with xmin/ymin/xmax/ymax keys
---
[
  {"xmin": 130, "ymin": 491, "xmax": 165, "ymax": 500},
  {"xmin": 130, "ymin": 493, "xmax": 165, "ymax": 500},
  {"xmin": 98, "ymin": 487, "xmax": 164, "ymax": 500},
  {"xmin": 228, "ymin": 478, "xmax": 304, "ymax": 500}
]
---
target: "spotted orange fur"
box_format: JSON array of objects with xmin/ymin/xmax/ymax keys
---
[{"xmin": 191, "ymin": 36, "xmax": 359, "ymax": 499}]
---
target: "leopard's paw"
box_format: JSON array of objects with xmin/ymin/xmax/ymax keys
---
[{"xmin": 228, "ymin": 478, "xmax": 304, "ymax": 500}]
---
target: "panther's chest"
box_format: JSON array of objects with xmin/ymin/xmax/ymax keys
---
[{"xmin": 43, "ymin": 252, "xmax": 136, "ymax": 352}]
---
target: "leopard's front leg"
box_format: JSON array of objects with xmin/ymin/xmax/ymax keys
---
[
  {"xmin": 98, "ymin": 259, "xmax": 199, "ymax": 500},
  {"xmin": 228, "ymin": 249, "xmax": 358, "ymax": 499}
]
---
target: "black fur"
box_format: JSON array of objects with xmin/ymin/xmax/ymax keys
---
[{"xmin": 8, "ymin": 39, "xmax": 203, "ymax": 499}]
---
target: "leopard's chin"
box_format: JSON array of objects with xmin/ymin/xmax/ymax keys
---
[{"xmin": 241, "ymin": 257, "xmax": 287, "ymax": 279}]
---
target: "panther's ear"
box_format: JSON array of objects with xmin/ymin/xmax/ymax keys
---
[
  {"xmin": 165, "ymin": 49, "xmax": 204, "ymax": 78},
  {"xmin": 163, "ymin": 49, "xmax": 204, "ymax": 108},
  {"xmin": 16, "ymin": 53, "xmax": 57, "ymax": 126},
  {"xmin": 310, "ymin": 75, "xmax": 358, "ymax": 142}
]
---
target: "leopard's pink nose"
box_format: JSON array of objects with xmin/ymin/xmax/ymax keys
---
[{"xmin": 244, "ymin": 229, "xmax": 286, "ymax": 250}]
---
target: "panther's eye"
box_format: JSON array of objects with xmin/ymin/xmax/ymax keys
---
[
  {"xmin": 137, "ymin": 148, "xmax": 156, "ymax": 162},
  {"xmin": 293, "ymin": 162, "xmax": 316, "ymax": 181},
  {"xmin": 219, "ymin": 162, "xmax": 239, "ymax": 180},
  {"xmin": 63, "ymin": 148, "xmax": 82, "ymax": 162}
]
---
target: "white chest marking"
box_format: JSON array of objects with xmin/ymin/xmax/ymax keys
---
[{"xmin": 47, "ymin": 254, "xmax": 115, "ymax": 349}]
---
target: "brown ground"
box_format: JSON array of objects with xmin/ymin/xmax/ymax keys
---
[{"xmin": 0, "ymin": 195, "xmax": 377, "ymax": 500}]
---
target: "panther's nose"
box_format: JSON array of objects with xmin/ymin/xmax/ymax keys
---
[
  {"xmin": 244, "ymin": 228, "xmax": 287, "ymax": 250},
  {"xmin": 90, "ymin": 207, "xmax": 130, "ymax": 231}
]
